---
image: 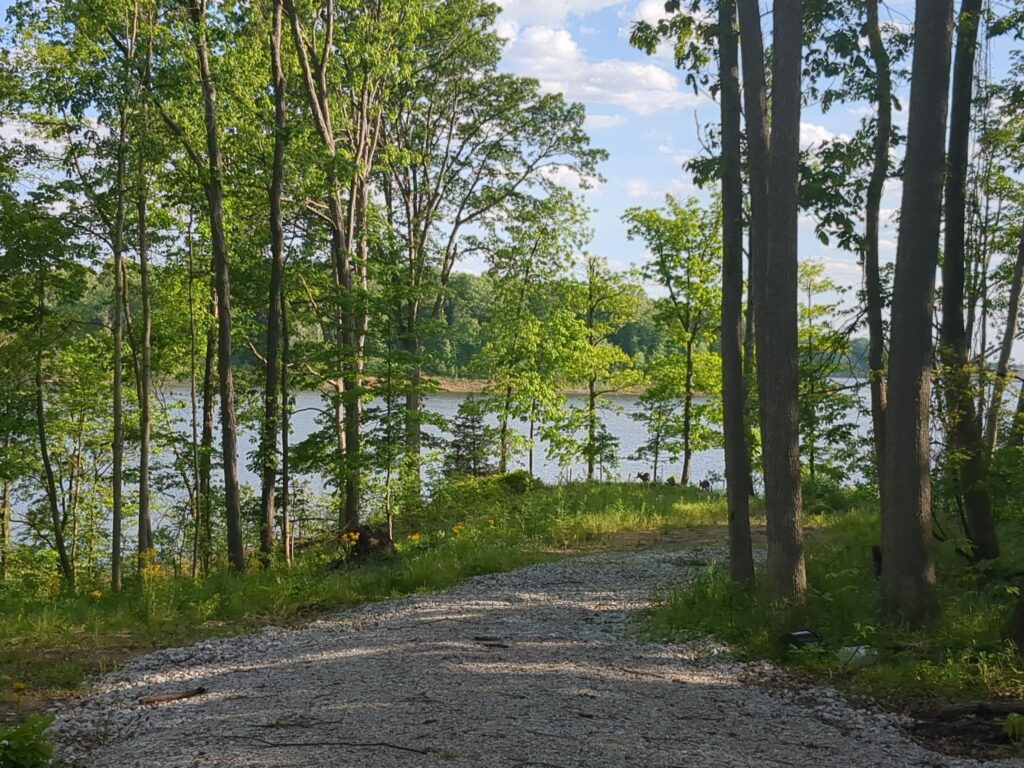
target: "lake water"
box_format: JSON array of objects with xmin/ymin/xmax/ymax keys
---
[{"xmin": 161, "ymin": 387, "xmax": 724, "ymax": 493}]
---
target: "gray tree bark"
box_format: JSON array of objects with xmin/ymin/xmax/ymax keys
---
[{"xmin": 882, "ymin": 0, "xmax": 954, "ymax": 625}]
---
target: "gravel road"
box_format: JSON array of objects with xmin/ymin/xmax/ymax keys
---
[{"xmin": 51, "ymin": 548, "xmax": 1022, "ymax": 767}]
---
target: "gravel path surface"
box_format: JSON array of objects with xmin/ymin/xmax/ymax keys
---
[{"xmin": 52, "ymin": 548, "xmax": 1022, "ymax": 767}]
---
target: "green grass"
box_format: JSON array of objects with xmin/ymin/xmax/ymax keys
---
[
  {"xmin": 0, "ymin": 477, "xmax": 726, "ymax": 711},
  {"xmin": 645, "ymin": 492, "xmax": 1024, "ymax": 708}
]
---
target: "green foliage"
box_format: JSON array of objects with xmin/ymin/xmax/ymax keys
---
[
  {"xmin": 646, "ymin": 502, "xmax": 1024, "ymax": 704},
  {"xmin": 443, "ymin": 398, "xmax": 499, "ymax": 478},
  {"xmin": 0, "ymin": 482, "xmax": 724, "ymax": 698},
  {"xmin": 1005, "ymin": 712, "xmax": 1024, "ymax": 744},
  {"xmin": 0, "ymin": 714, "xmax": 54, "ymax": 768}
]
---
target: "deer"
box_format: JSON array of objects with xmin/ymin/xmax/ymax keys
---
[{"xmin": 636, "ymin": 471, "xmax": 651, "ymax": 484}]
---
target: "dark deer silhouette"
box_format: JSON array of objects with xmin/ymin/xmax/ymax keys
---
[
  {"xmin": 636, "ymin": 471, "xmax": 651, "ymax": 484},
  {"xmin": 698, "ymin": 479, "xmax": 712, "ymax": 492},
  {"xmin": 665, "ymin": 475, "xmax": 677, "ymax": 486}
]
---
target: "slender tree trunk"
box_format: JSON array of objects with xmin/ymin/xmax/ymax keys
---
[
  {"xmin": 191, "ymin": 0, "xmax": 244, "ymax": 572},
  {"xmin": 940, "ymin": 0, "xmax": 997, "ymax": 561},
  {"xmin": 404, "ymin": 331, "xmax": 422, "ymax": 498},
  {"xmin": 743, "ymin": 246, "xmax": 757, "ymax": 496},
  {"xmin": 187, "ymin": 213, "xmax": 201, "ymax": 580},
  {"xmin": 740, "ymin": 0, "xmax": 806, "ymax": 599},
  {"xmin": 988, "ymin": 231, "xmax": 1024, "ymax": 452},
  {"xmin": 0, "ymin": 477, "xmax": 9, "ymax": 581},
  {"xmin": 259, "ymin": 0, "xmax": 288, "ymax": 569},
  {"xmin": 111, "ymin": 112, "xmax": 128, "ymax": 593},
  {"xmin": 864, "ymin": 0, "xmax": 890, "ymax": 485},
  {"xmin": 36, "ymin": 287, "xmax": 73, "ymax": 588},
  {"xmin": 720, "ymin": 0, "xmax": 753, "ymax": 585},
  {"xmin": 281, "ymin": 294, "xmax": 292, "ymax": 565},
  {"xmin": 882, "ymin": 0, "xmax": 953, "ymax": 626},
  {"xmin": 137, "ymin": 138, "xmax": 154, "ymax": 566},
  {"xmin": 738, "ymin": 3, "xmax": 765, "ymax": 502},
  {"xmin": 199, "ymin": 295, "xmax": 217, "ymax": 574},
  {"xmin": 682, "ymin": 337, "xmax": 694, "ymax": 486},
  {"xmin": 499, "ymin": 386, "xmax": 511, "ymax": 474},
  {"xmin": 588, "ymin": 378, "xmax": 597, "ymax": 481}
]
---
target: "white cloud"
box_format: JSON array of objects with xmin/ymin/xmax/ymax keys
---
[
  {"xmin": 495, "ymin": 17, "xmax": 520, "ymax": 43},
  {"xmin": 585, "ymin": 113, "xmax": 627, "ymax": 129},
  {"xmin": 800, "ymin": 121, "xmax": 850, "ymax": 150},
  {"xmin": 625, "ymin": 179, "xmax": 652, "ymax": 198},
  {"xmin": 506, "ymin": 26, "xmax": 704, "ymax": 115},
  {"xmin": 498, "ymin": 0, "xmax": 621, "ymax": 28}
]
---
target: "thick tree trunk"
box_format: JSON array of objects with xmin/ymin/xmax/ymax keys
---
[
  {"xmin": 986, "ymin": 231, "xmax": 1024, "ymax": 453},
  {"xmin": 720, "ymin": 0, "xmax": 753, "ymax": 587},
  {"xmin": 740, "ymin": 0, "xmax": 806, "ymax": 599},
  {"xmin": 192, "ymin": 1, "xmax": 244, "ymax": 572},
  {"xmin": 940, "ymin": 0, "xmax": 997, "ymax": 561},
  {"xmin": 864, "ymin": 0, "xmax": 890, "ymax": 485},
  {"xmin": 259, "ymin": 0, "xmax": 287, "ymax": 569},
  {"xmin": 882, "ymin": 0, "xmax": 953, "ymax": 626}
]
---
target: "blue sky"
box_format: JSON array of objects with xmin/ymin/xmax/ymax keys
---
[
  {"xmin": 490, "ymin": 0, "xmax": 909, "ymax": 288},
  {"xmin": 490, "ymin": 0, "xmax": 1014, "ymax": 295}
]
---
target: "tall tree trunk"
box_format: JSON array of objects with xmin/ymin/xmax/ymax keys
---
[
  {"xmin": 738, "ymin": 1, "xmax": 767, "ymax": 504},
  {"xmin": 588, "ymin": 378, "xmax": 597, "ymax": 481},
  {"xmin": 882, "ymin": 0, "xmax": 953, "ymax": 626},
  {"xmin": 187, "ymin": 213, "xmax": 202, "ymax": 580},
  {"xmin": 191, "ymin": 0, "xmax": 244, "ymax": 572},
  {"xmin": 0, "ymin": 477, "xmax": 9, "ymax": 581},
  {"xmin": 499, "ymin": 386, "xmax": 511, "ymax": 474},
  {"xmin": 137, "ymin": 137, "xmax": 154, "ymax": 567},
  {"xmin": 682, "ymin": 337, "xmax": 694, "ymax": 486},
  {"xmin": 281, "ymin": 293, "xmax": 292, "ymax": 565},
  {"xmin": 259, "ymin": 0, "xmax": 287, "ymax": 569},
  {"xmin": 36, "ymin": 286, "xmax": 73, "ymax": 588},
  {"xmin": 986, "ymin": 231, "xmax": 1024, "ymax": 453},
  {"xmin": 199, "ymin": 296, "xmax": 216, "ymax": 575},
  {"xmin": 111, "ymin": 110, "xmax": 128, "ymax": 593},
  {"xmin": 404, "ymin": 330, "xmax": 422, "ymax": 498},
  {"xmin": 720, "ymin": 0, "xmax": 753, "ymax": 586},
  {"xmin": 743, "ymin": 246, "xmax": 757, "ymax": 496},
  {"xmin": 940, "ymin": 0, "xmax": 998, "ymax": 561},
  {"xmin": 740, "ymin": 0, "xmax": 806, "ymax": 599},
  {"xmin": 864, "ymin": 0, "xmax": 890, "ymax": 484}
]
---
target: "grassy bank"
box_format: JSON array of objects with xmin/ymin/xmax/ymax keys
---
[
  {"xmin": 645, "ymin": 489, "xmax": 1024, "ymax": 710},
  {"xmin": 0, "ymin": 478, "xmax": 727, "ymax": 718}
]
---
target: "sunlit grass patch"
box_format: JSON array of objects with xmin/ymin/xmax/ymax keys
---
[
  {"xmin": 0, "ymin": 478, "xmax": 717, "ymax": 704},
  {"xmin": 644, "ymin": 491, "xmax": 1024, "ymax": 706}
]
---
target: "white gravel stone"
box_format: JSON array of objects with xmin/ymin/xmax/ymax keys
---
[{"xmin": 50, "ymin": 548, "xmax": 1023, "ymax": 767}]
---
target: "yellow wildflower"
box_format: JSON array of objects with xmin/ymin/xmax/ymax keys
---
[
  {"xmin": 12, "ymin": 682, "xmax": 25, "ymax": 694},
  {"xmin": 488, "ymin": 517, "xmax": 496, "ymax": 528},
  {"xmin": 89, "ymin": 590, "xmax": 103, "ymax": 601},
  {"xmin": 407, "ymin": 532, "xmax": 421, "ymax": 543},
  {"xmin": 452, "ymin": 523, "xmax": 465, "ymax": 536}
]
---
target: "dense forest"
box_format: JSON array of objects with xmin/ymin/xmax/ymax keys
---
[{"xmin": 1, "ymin": 0, "xmax": 1024, "ymax": 682}]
